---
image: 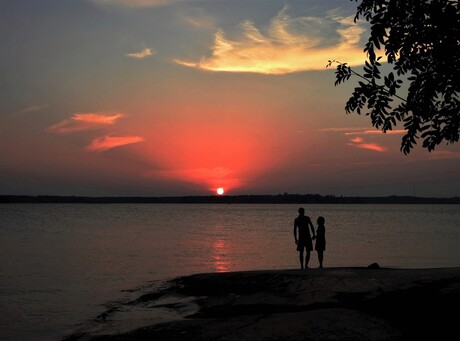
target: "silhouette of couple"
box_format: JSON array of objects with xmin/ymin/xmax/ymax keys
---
[{"xmin": 294, "ymin": 207, "xmax": 326, "ymax": 269}]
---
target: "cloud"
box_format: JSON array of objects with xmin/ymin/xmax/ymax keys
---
[
  {"xmin": 87, "ymin": 135, "xmax": 146, "ymax": 152},
  {"xmin": 318, "ymin": 127, "xmax": 369, "ymax": 133},
  {"xmin": 175, "ymin": 7, "xmax": 366, "ymax": 74},
  {"xmin": 321, "ymin": 127, "xmax": 393, "ymax": 153},
  {"xmin": 346, "ymin": 132, "xmax": 388, "ymax": 152},
  {"xmin": 349, "ymin": 142, "xmax": 387, "ymax": 152},
  {"xmin": 321, "ymin": 127, "xmax": 406, "ymax": 136},
  {"xmin": 48, "ymin": 112, "xmax": 145, "ymax": 152},
  {"xmin": 328, "ymin": 11, "xmax": 364, "ymax": 48},
  {"xmin": 181, "ymin": 10, "xmax": 216, "ymax": 30},
  {"xmin": 345, "ymin": 129, "xmax": 405, "ymax": 152},
  {"xmin": 48, "ymin": 113, "xmax": 123, "ymax": 134},
  {"xmin": 7, "ymin": 104, "xmax": 47, "ymax": 117},
  {"xmin": 126, "ymin": 47, "xmax": 154, "ymax": 59},
  {"xmin": 345, "ymin": 129, "xmax": 406, "ymax": 136},
  {"xmin": 90, "ymin": 0, "xmax": 177, "ymax": 8}
]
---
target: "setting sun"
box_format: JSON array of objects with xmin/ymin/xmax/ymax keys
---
[{"xmin": 216, "ymin": 187, "xmax": 225, "ymax": 195}]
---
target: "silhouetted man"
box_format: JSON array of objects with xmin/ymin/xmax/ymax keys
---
[{"xmin": 294, "ymin": 207, "xmax": 316, "ymax": 269}]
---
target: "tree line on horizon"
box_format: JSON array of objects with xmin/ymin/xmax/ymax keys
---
[{"xmin": 1, "ymin": 194, "xmax": 458, "ymax": 204}]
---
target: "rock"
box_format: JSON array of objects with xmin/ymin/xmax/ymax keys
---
[
  {"xmin": 368, "ymin": 262, "xmax": 381, "ymax": 269},
  {"xmin": 64, "ymin": 267, "xmax": 460, "ymax": 341}
]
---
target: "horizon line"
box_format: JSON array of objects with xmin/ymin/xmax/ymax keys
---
[{"xmin": 1, "ymin": 194, "xmax": 459, "ymax": 204}]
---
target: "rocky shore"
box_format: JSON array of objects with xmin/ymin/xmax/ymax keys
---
[{"xmin": 65, "ymin": 267, "xmax": 460, "ymax": 340}]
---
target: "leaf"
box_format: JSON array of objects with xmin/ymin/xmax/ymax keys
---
[{"xmin": 330, "ymin": 0, "xmax": 460, "ymax": 154}]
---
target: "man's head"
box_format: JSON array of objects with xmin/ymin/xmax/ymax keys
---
[{"xmin": 298, "ymin": 207, "xmax": 305, "ymax": 215}]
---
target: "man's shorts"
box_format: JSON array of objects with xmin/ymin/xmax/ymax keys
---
[{"xmin": 297, "ymin": 238, "xmax": 313, "ymax": 252}]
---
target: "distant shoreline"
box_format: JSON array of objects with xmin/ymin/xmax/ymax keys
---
[{"xmin": 1, "ymin": 194, "xmax": 459, "ymax": 204}]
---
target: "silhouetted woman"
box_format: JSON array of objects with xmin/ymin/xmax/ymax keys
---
[{"xmin": 315, "ymin": 216, "xmax": 326, "ymax": 268}]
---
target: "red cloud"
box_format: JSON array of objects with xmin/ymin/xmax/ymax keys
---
[
  {"xmin": 86, "ymin": 135, "xmax": 145, "ymax": 152},
  {"xmin": 345, "ymin": 129, "xmax": 406, "ymax": 136},
  {"xmin": 350, "ymin": 142, "xmax": 387, "ymax": 152},
  {"xmin": 48, "ymin": 113, "xmax": 123, "ymax": 134},
  {"xmin": 350, "ymin": 137, "xmax": 364, "ymax": 143}
]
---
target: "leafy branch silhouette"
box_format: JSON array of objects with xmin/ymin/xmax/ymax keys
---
[{"xmin": 328, "ymin": 0, "xmax": 459, "ymax": 154}]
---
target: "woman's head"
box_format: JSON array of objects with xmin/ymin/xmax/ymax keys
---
[{"xmin": 317, "ymin": 216, "xmax": 325, "ymax": 225}]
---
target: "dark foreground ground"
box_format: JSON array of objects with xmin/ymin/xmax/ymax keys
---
[{"xmin": 65, "ymin": 267, "xmax": 460, "ymax": 341}]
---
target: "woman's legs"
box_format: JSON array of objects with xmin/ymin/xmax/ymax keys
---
[{"xmin": 318, "ymin": 251, "xmax": 323, "ymax": 268}]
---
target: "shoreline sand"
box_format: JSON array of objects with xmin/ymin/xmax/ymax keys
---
[{"xmin": 64, "ymin": 267, "xmax": 460, "ymax": 340}]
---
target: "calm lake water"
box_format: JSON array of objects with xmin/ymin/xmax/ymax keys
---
[{"xmin": 1, "ymin": 203, "xmax": 459, "ymax": 340}]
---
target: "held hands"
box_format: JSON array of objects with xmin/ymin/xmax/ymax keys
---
[
  {"xmin": 295, "ymin": 239, "xmax": 298, "ymax": 245},
  {"xmin": 312, "ymin": 235, "xmax": 316, "ymax": 240}
]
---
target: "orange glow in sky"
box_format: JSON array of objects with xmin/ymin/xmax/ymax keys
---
[
  {"xmin": 1, "ymin": 1, "xmax": 459, "ymax": 197},
  {"xmin": 134, "ymin": 105, "xmax": 291, "ymax": 193}
]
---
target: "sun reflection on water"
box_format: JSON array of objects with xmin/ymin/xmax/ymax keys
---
[{"xmin": 212, "ymin": 227, "xmax": 230, "ymax": 273}]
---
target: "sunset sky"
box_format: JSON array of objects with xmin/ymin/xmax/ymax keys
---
[{"xmin": 1, "ymin": 0, "xmax": 459, "ymax": 197}]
